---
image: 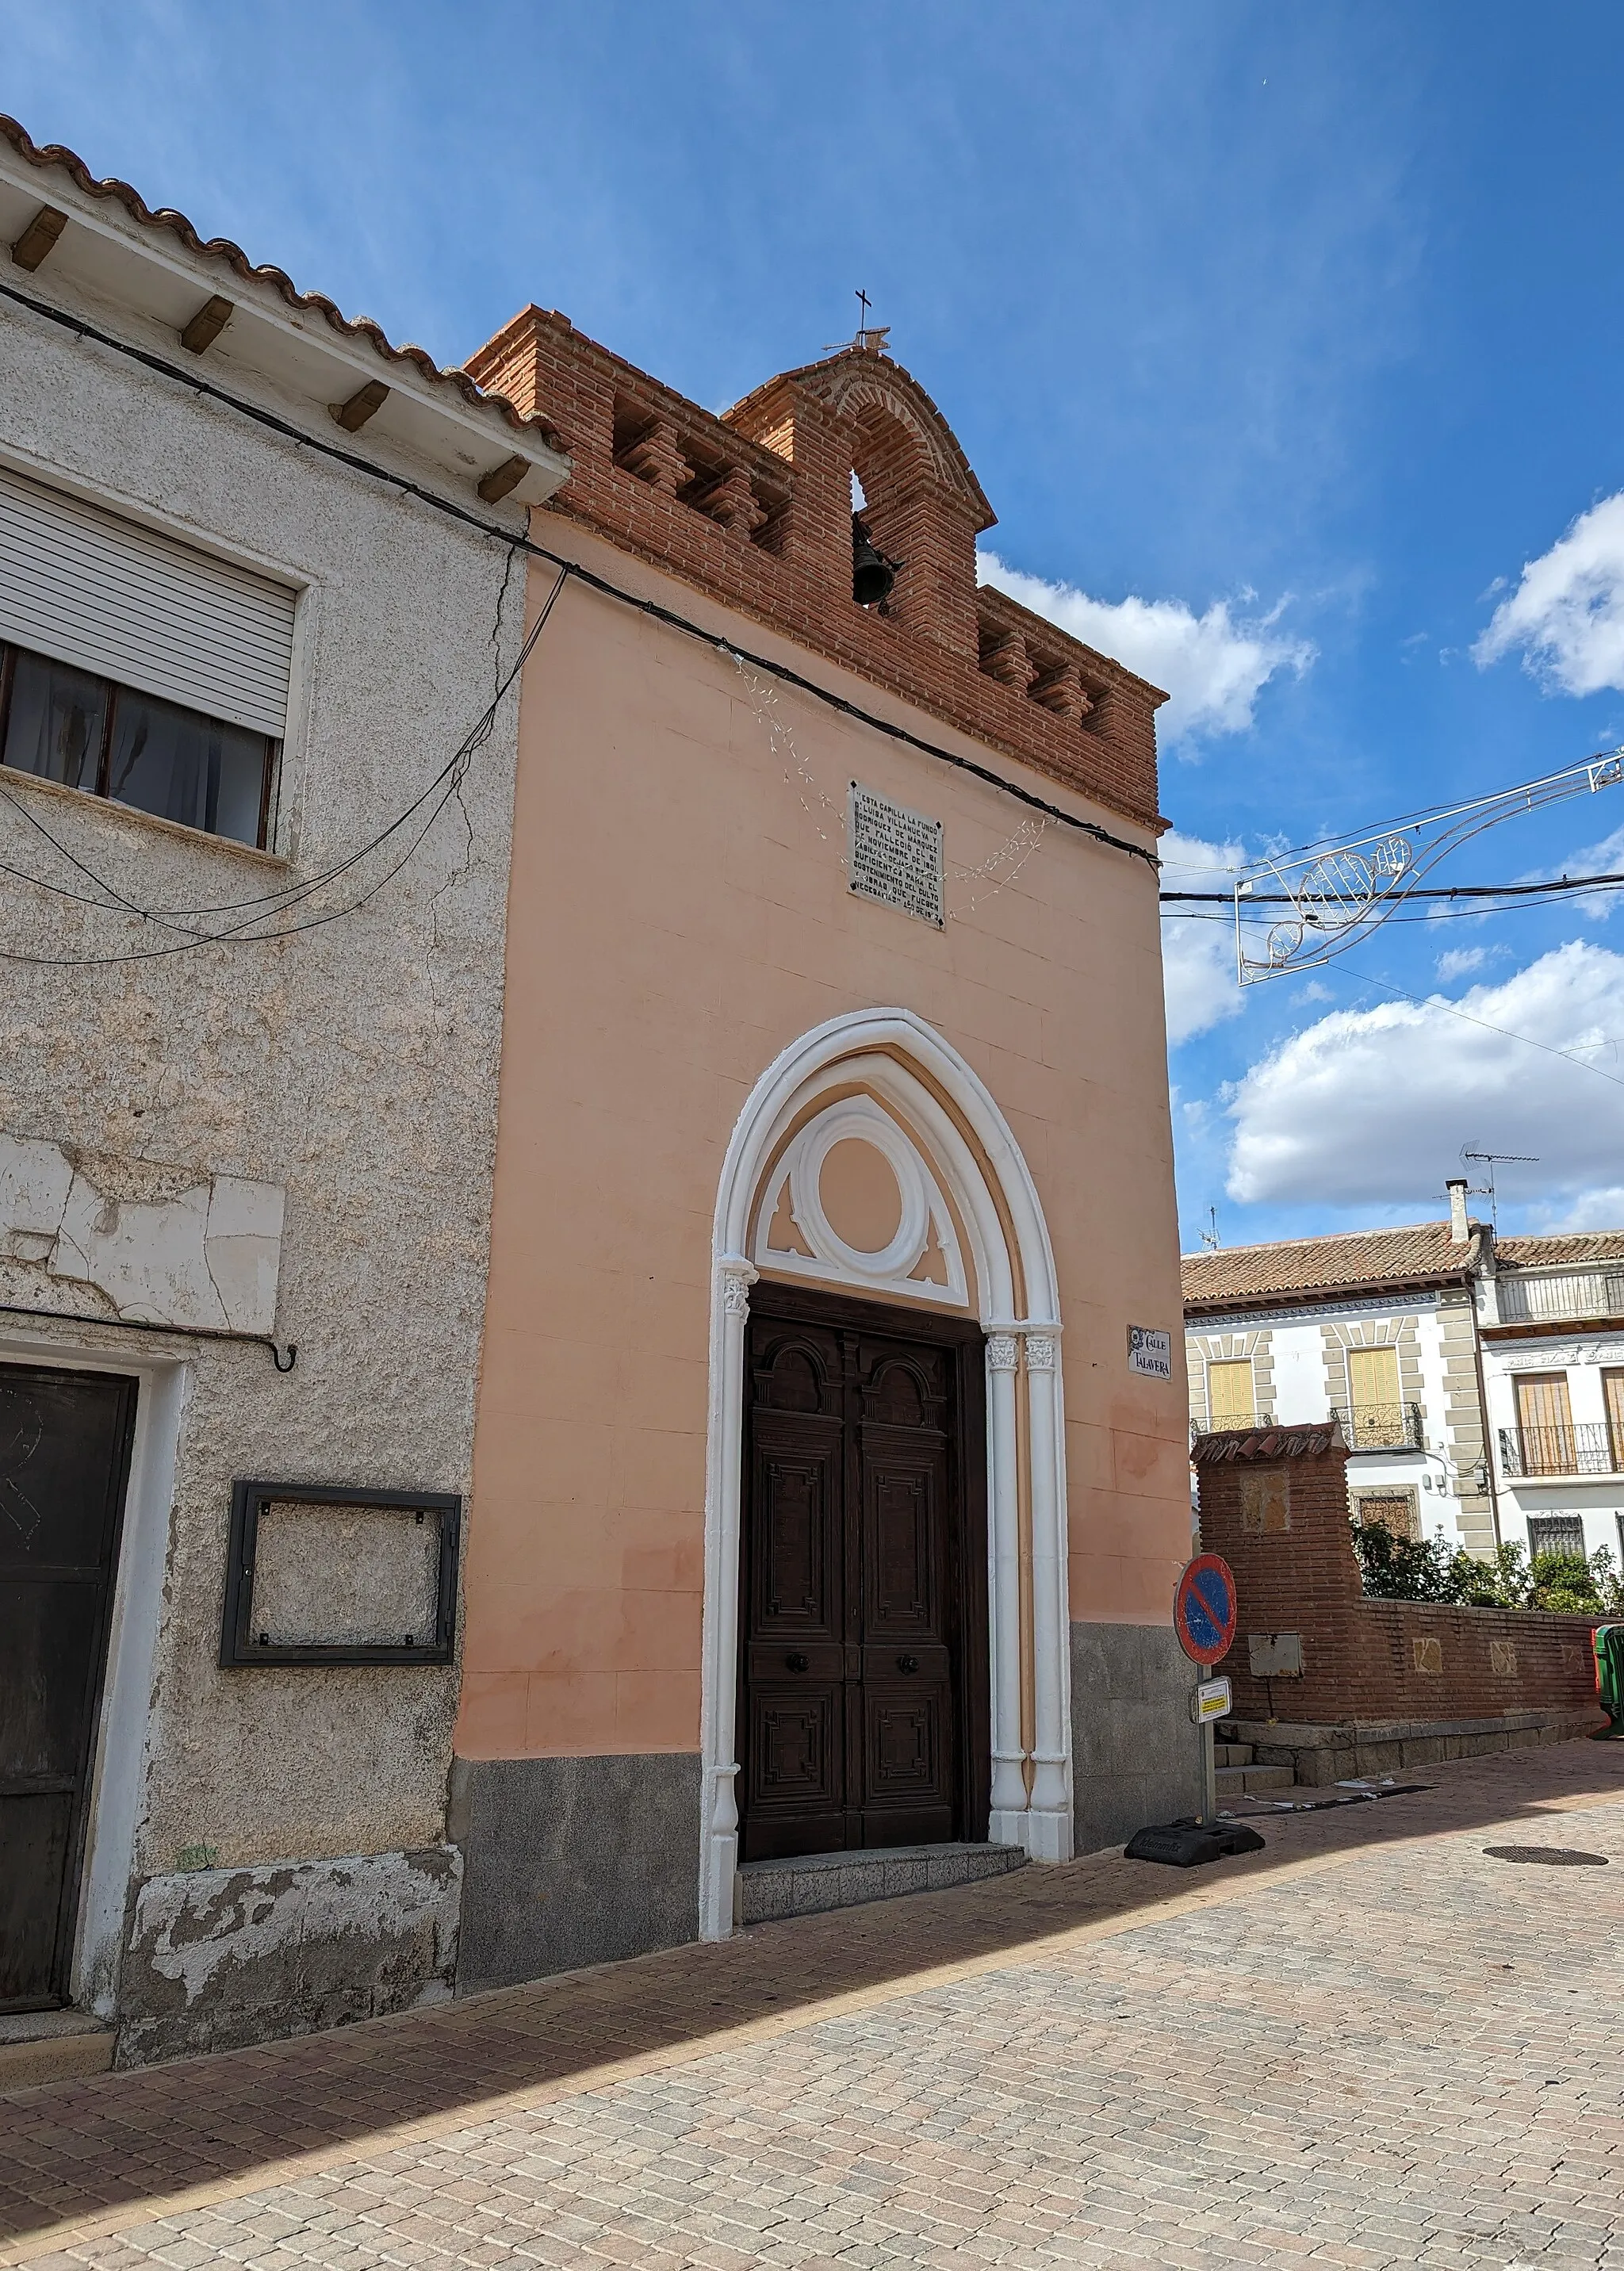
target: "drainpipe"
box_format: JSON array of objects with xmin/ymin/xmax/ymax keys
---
[{"xmin": 1466, "ymin": 1235, "xmax": 1503, "ymax": 1553}]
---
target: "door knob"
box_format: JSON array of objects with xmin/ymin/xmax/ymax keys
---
[
  {"xmin": 896, "ymin": 1654, "xmax": 919, "ymax": 1673},
  {"xmin": 786, "ymin": 1652, "xmax": 809, "ymax": 1672}
]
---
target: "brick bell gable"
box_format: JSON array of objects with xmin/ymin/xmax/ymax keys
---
[{"xmin": 463, "ymin": 310, "xmax": 1167, "ymax": 831}]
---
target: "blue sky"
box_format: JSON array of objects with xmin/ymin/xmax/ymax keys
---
[{"xmin": 7, "ymin": 2, "xmax": 1624, "ymax": 1247}]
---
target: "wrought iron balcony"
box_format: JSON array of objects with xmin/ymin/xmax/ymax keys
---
[
  {"xmin": 1496, "ymin": 1268, "xmax": 1624, "ymax": 1324},
  {"xmin": 1331, "ymin": 1400, "xmax": 1426, "ymax": 1452},
  {"xmin": 1191, "ymin": 1410, "xmax": 1273, "ymax": 1444},
  {"xmin": 1498, "ymin": 1422, "xmax": 1622, "ymax": 1478}
]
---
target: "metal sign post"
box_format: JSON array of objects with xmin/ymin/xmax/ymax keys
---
[{"xmin": 1174, "ymin": 1556, "xmax": 1238, "ymax": 1827}]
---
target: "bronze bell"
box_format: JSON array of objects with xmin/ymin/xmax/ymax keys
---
[{"xmin": 852, "ymin": 514, "xmax": 898, "ymax": 608}]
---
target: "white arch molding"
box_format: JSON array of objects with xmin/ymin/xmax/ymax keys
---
[{"xmin": 698, "ymin": 1007, "xmax": 1074, "ymax": 1940}]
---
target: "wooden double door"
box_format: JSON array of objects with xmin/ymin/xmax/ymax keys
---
[
  {"xmin": 1, "ymin": 1362, "xmax": 137, "ymax": 2010},
  {"xmin": 737, "ymin": 1287, "xmax": 988, "ymax": 1861}
]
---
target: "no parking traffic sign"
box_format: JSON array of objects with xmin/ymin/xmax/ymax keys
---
[{"xmin": 1174, "ymin": 1553, "xmax": 1237, "ymax": 1668}]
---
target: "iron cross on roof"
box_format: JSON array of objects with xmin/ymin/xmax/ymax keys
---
[{"xmin": 827, "ymin": 290, "xmax": 891, "ymax": 356}]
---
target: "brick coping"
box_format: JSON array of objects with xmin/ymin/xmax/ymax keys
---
[{"xmin": 1222, "ymin": 1709, "xmax": 1607, "ymax": 1746}]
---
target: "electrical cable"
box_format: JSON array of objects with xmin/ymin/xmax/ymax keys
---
[
  {"xmin": 1159, "ymin": 872, "xmax": 1624, "ymax": 904},
  {"xmin": 0, "ymin": 565, "xmax": 569, "ymax": 965},
  {"xmin": 0, "ymin": 272, "xmax": 1159, "ymax": 889},
  {"xmin": 1162, "ymin": 881, "xmax": 1624, "ymax": 925}
]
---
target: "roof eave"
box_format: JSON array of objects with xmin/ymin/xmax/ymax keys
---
[
  {"xmin": 1184, "ymin": 1269, "xmax": 1476, "ymax": 1319},
  {"xmin": 0, "ymin": 120, "xmax": 571, "ymax": 508}
]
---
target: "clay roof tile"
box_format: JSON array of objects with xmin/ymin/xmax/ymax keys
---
[
  {"xmin": 0, "ymin": 114, "xmax": 563, "ymax": 450},
  {"xmin": 1182, "ymin": 1220, "xmax": 1482, "ymax": 1309}
]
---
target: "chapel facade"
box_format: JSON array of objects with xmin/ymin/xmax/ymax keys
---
[{"xmin": 450, "ymin": 312, "xmax": 1200, "ymax": 1972}]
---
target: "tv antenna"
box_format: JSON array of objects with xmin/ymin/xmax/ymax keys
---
[
  {"xmin": 1199, "ymin": 1205, "xmax": 1221, "ymax": 1250},
  {"xmin": 1460, "ymin": 1145, "xmax": 1538, "ymax": 1230}
]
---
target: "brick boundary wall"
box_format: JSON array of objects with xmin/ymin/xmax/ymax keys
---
[{"xmin": 1192, "ymin": 1423, "xmax": 1603, "ymax": 1727}]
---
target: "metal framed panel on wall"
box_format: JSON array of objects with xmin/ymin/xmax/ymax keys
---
[{"xmin": 220, "ymin": 1480, "xmax": 462, "ymax": 1667}]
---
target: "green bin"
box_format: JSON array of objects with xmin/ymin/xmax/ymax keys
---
[{"xmin": 1595, "ymin": 1624, "xmax": 1624, "ymax": 1737}]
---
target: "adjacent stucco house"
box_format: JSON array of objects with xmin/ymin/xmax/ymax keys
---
[
  {"xmin": 0, "ymin": 119, "xmax": 566, "ymax": 2068},
  {"xmin": 1478, "ymin": 1228, "xmax": 1624, "ymax": 1566}
]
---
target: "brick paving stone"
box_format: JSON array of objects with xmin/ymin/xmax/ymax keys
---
[{"xmin": 2, "ymin": 1745, "xmax": 1622, "ymax": 2269}]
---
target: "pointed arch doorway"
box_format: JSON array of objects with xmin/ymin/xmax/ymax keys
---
[
  {"xmin": 699, "ymin": 1008, "xmax": 1074, "ymax": 1940},
  {"xmin": 738, "ymin": 1281, "xmax": 989, "ymax": 1861}
]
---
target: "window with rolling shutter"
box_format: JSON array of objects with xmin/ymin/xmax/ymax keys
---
[{"xmin": 0, "ymin": 465, "xmax": 296, "ymax": 741}]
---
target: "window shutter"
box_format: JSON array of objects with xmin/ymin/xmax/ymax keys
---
[
  {"xmin": 1514, "ymin": 1371, "xmax": 1572, "ymax": 1433},
  {"xmin": 0, "ymin": 466, "xmax": 295, "ymax": 741},
  {"xmin": 1207, "ymin": 1358, "xmax": 1255, "ymax": 1423},
  {"xmin": 1348, "ymin": 1345, "xmax": 1400, "ymax": 1407}
]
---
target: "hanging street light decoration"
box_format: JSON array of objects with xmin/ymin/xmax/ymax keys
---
[{"xmin": 1231, "ymin": 749, "xmax": 1624, "ymax": 984}]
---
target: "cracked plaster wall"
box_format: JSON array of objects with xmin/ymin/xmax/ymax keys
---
[{"xmin": 0, "ymin": 265, "xmax": 528, "ymax": 2018}]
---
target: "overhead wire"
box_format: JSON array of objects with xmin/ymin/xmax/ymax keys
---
[
  {"xmin": 0, "ymin": 565, "xmax": 569, "ymax": 966},
  {"xmin": 0, "ymin": 266, "xmax": 1159, "ymax": 935},
  {"xmin": 1159, "ymin": 871, "xmax": 1624, "ymax": 906},
  {"xmin": 5, "ymin": 266, "xmax": 1615, "ymax": 956}
]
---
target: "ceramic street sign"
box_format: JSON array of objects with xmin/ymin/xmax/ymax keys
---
[
  {"xmin": 1174, "ymin": 1552, "xmax": 1237, "ymax": 1668},
  {"xmin": 1127, "ymin": 1324, "xmax": 1172, "ymax": 1379}
]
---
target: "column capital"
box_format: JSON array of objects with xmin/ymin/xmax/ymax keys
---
[
  {"xmin": 717, "ymin": 1255, "xmax": 759, "ymax": 1315},
  {"xmin": 985, "ymin": 1331, "xmax": 1021, "ymax": 1373},
  {"xmin": 1024, "ymin": 1332, "xmax": 1059, "ymax": 1374}
]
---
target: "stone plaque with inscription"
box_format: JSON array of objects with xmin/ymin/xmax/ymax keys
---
[{"xmin": 848, "ymin": 782, "xmax": 944, "ymax": 928}]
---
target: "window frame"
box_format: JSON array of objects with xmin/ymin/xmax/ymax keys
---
[
  {"xmin": 1526, "ymin": 1513, "xmax": 1587, "ymax": 1563},
  {"xmin": 1353, "ymin": 1488, "xmax": 1419, "ymax": 1541},
  {"xmin": 0, "ymin": 638, "xmax": 278, "ymax": 852}
]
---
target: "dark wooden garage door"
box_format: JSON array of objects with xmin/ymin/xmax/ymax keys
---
[
  {"xmin": 737, "ymin": 1287, "xmax": 987, "ymax": 1861},
  {"xmin": 1, "ymin": 1362, "xmax": 137, "ymax": 2011}
]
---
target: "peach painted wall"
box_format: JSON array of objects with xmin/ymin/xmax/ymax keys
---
[{"xmin": 455, "ymin": 526, "xmax": 1190, "ymax": 1763}]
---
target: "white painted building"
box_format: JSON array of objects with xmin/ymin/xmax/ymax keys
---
[
  {"xmin": 1185, "ymin": 1185, "xmax": 1624, "ymax": 1570},
  {"xmin": 0, "ymin": 118, "xmax": 568, "ymax": 2064},
  {"xmin": 1478, "ymin": 1231, "xmax": 1624, "ymax": 1566},
  {"xmin": 1182, "ymin": 1186, "xmax": 1496, "ymax": 1553}
]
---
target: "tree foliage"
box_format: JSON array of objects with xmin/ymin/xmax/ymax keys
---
[{"xmin": 1350, "ymin": 1523, "xmax": 1624, "ymax": 1614}]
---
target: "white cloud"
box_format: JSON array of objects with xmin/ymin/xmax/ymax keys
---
[
  {"xmin": 978, "ymin": 553, "xmax": 1314, "ymax": 749},
  {"xmin": 1524, "ymin": 1186, "xmax": 1624, "ymax": 1234},
  {"xmin": 1225, "ymin": 941, "xmax": 1624, "ymax": 1208},
  {"xmin": 1434, "ymin": 944, "xmax": 1500, "ymax": 981},
  {"xmin": 1159, "ymin": 831, "xmax": 1246, "ymax": 1045},
  {"xmin": 1474, "ymin": 492, "xmax": 1624, "ymax": 694}
]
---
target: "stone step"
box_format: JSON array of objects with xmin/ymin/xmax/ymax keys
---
[
  {"xmin": 1216, "ymin": 1763, "xmax": 1297, "ymax": 1796},
  {"xmin": 0, "ymin": 2008, "xmax": 113, "ymax": 2089},
  {"xmin": 1213, "ymin": 1742, "xmax": 1254, "ymax": 1766},
  {"xmin": 735, "ymin": 1840, "xmax": 1028, "ymax": 1926}
]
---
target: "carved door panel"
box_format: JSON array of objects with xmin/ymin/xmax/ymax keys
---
[
  {"xmin": 739, "ymin": 1301, "xmax": 979, "ymax": 1862},
  {"xmin": 0, "ymin": 1363, "xmax": 137, "ymax": 2012},
  {"xmin": 740, "ymin": 1322, "xmax": 847, "ymax": 1859},
  {"xmin": 855, "ymin": 1335, "xmax": 956, "ymax": 1845}
]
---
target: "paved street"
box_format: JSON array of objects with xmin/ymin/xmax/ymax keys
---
[{"xmin": 3, "ymin": 1741, "xmax": 1622, "ymax": 2271}]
